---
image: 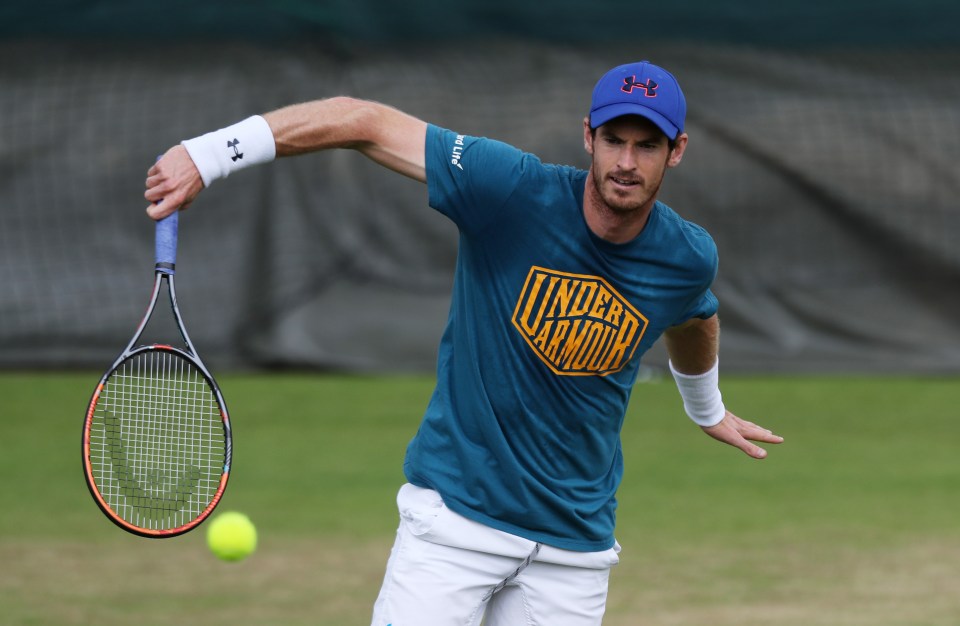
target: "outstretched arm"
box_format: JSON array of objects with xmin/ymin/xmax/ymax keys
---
[
  {"xmin": 663, "ymin": 314, "xmax": 783, "ymax": 459},
  {"xmin": 145, "ymin": 97, "xmax": 428, "ymax": 219}
]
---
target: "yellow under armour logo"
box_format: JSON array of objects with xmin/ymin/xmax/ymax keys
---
[{"xmin": 512, "ymin": 266, "xmax": 648, "ymax": 376}]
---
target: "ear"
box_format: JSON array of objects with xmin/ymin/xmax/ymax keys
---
[
  {"xmin": 667, "ymin": 132, "xmax": 688, "ymax": 168},
  {"xmin": 583, "ymin": 117, "xmax": 595, "ymax": 155}
]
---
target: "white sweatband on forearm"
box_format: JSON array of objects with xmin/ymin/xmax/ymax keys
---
[
  {"xmin": 181, "ymin": 115, "xmax": 276, "ymax": 188},
  {"xmin": 669, "ymin": 358, "xmax": 726, "ymax": 427}
]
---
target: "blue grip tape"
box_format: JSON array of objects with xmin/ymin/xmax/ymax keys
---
[
  {"xmin": 152, "ymin": 154, "xmax": 178, "ymax": 273},
  {"xmin": 155, "ymin": 209, "xmax": 179, "ymax": 272}
]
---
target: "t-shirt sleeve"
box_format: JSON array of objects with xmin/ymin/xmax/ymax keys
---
[
  {"xmin": 678, "ymin": 286, "xmax": 719, "ymax": 323},
  {"xmin": 425, "ymin": 124, "xmax": 528, "ymax": 234},
  {"xmin": 673, "ymin": 228, "xmax": 720, "ymax": 324}
]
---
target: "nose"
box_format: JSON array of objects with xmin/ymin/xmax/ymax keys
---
[{"xmin": 616, "ymin": 147, "xmax": 637, "ymax": 172}]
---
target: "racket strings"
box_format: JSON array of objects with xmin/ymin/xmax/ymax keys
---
[{"xmin": 88, "ymin": 350, "xmax": 226, "ymax": 531}]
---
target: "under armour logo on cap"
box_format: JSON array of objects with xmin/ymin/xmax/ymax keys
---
[{"xmin": 621, "ymin": 76, "xmax": 658, "ymax": 97}]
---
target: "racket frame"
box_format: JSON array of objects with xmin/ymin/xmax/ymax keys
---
[{"xmin": 82, "ymin": 212, "xmax": 232, "ymax": 538}]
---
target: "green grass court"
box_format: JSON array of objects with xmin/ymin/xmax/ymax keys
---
[{"xmin": 2, "ymin": 372, "xmax": 959, "ymax": 625}]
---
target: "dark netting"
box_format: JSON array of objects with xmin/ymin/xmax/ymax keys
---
[{"xmin": 2, "ymin": 4, "xmax": 959, "ymax": 373}]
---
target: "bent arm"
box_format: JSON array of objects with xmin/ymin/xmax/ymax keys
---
[
  {"xmin": 264, "ymin": 97, "xmax": 427, "ymax": 182},
  {"xmin": 145, "ymin": 97, "xmax": 427, "ymax": 219},
  {"xmin": 664, "ymin": 314, "xmax": 783, "ymax": 458}
]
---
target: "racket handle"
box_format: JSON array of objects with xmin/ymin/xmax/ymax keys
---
[
  {"xmin": 155, "ymin": 209, "xmax": 179, "ymax": 273},
  {"xmin": 153, "ymin": 154, "xmax": 178, "ymax": 274}
]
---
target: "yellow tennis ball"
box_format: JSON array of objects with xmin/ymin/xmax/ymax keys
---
[{"xmin": 206, "ymin": 511, "xmax": 257, "ymax": 562}]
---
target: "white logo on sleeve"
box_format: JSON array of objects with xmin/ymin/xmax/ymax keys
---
[{"xmin": 450, "ymin": 134, "xmax": 466, "ymax": 171}]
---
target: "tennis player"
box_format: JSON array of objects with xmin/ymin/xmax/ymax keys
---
[{"xmin": 146, "ymin": 60, "xmax": 783, "ymax": 625}]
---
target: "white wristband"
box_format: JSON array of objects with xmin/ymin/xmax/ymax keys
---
[
  {"xmin": 181, "ymin": 115, "xmax": 276, "ymax": 187},
  {"xmin": 669, "ymin": 358, "xmax": 726, "ymax": 427}
]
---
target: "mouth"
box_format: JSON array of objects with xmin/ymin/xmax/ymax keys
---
[{"xmin": 609, "ymin": 175, "xmax": 641, "ymax": 189}]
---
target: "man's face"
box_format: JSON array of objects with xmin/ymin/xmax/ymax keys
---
[{"xmin": 584, "ymin": 115, "xmax": 687, "ymax": 214}]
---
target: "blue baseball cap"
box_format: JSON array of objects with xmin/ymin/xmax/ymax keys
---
[{"xmin": 589, "ymin": 60, "xmax": 686, "ymax": 139}]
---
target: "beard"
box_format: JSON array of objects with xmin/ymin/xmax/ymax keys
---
[{"xmin": 590, "ymin": 164, "xmax": 664, "ymax": 215}]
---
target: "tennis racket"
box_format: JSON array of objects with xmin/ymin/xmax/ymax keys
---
[{"xmin": 82, "ymin": 209, "xmax": 232, "ymax": 538}]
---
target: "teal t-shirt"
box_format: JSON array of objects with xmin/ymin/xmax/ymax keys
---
[{"xmin": 403, "ymin": 125, "xmax": 719, "ymax": 552}]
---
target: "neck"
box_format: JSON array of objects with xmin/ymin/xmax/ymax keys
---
[{"xmin": 582, "ymin": 171, "xmax": 655, "ymax": 244}]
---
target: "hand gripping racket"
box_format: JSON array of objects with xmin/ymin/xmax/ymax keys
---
[{"xmin": 82, "ymin": 210, "xmax": 232, "ymax": 537}]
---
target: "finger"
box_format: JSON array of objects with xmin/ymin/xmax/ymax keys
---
[
  {"xmin": 144, "ymin": 185, "xmax": 162, "ymax": 203},
  {"xmin": 144, "ymin": 177, "xmax": 184, "ymax": 210},
  {"xmin": 145, "ymin": 167, "xmax": 173, "ymax": 201},
  {"xmin": 703, "ymin": 426, "xmax": 756, "ymax": 458},
  {"xmin": 146, "ymin": 202, "xmax": 168, "ymax": 221},
  {"xmin": 732, "ymin": 416, "xmax": 783, "ymax": 444},
  {"xmin": 731, "ymin": 433, "xmax": 769, "ymax": 459},
  {"xmin": 146, "ymin": 172, "xmax": 164, "ymax": 189},
  {"xmin": 753, "ymin": 431, "xmax": 784, "ymax": 444},
  {"xmin": 146, "ymin": 197, "xmax": 179, "ymax": 221},
  {"xmin": 742, "ymin": 426, "xmax": 784, "ymax": 444},
  {"xmin": 147, "ymin": 146, "xmax": 177, "ymax": 178}
]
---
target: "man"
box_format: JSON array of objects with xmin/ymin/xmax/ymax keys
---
[{"xmin": 146, "ymin": 60, "xmax": 782, "ymax": 625}]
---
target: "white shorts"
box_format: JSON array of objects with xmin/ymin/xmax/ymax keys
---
[{"xmin": 371, "ymin": 483, "xmax": 620, "ymax": 626}]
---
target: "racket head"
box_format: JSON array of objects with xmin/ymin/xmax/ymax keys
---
[{"xmin": 82, "ymin": 345, "xmax": 232, "ymax": 538}]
